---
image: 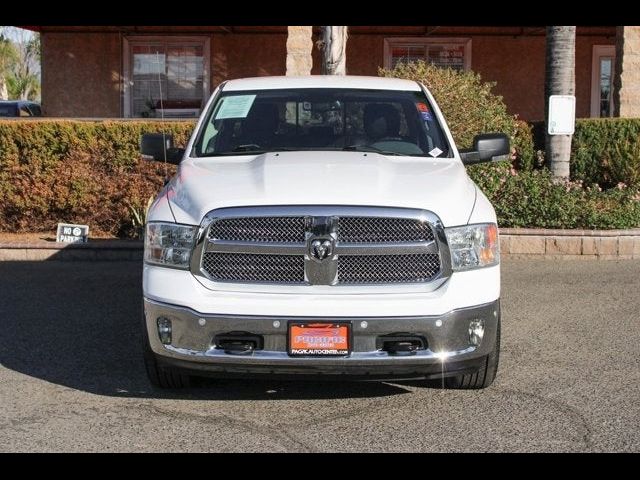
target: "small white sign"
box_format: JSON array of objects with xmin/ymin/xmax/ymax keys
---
[
  {"xmin": 548, "ymin": 95, "xmax": 576, "ymax": 135},
  {"xmin": 428, "ymin": 147, "xmax": 443, "ymax": 158},
  {"xmin": 215, "ymin": 95, "xmax": 257, "ymax": 119},
  {"xmin": 56, "ymin": 223, "xmax": 89, "ymax": 243}
]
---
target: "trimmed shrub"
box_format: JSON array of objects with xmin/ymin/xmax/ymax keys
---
[
  {"xmin": 379, "ymin": 61, "xmax": 535, "ymax": 171},
  {"xmin": 571, "ymin": 118, "xmax": 640, "ymax": 189},
  {"xmin": 0, "ymin": 119, "xmax": 195, "ymax": 237},
  {"xmin": 479, "ymin": 168, "xmax": 640, "ymax": 229},
  {"xmin": 1, "ymin": 119, "xmax": 638, "ymax": 235}
]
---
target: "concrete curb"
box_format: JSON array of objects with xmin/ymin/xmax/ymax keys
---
[
  {"xmin": 0, "ymin": 240, "xmax": 143, "ymax": 261},
  {"xmin": 1, "ymin": 229, "xmax": 640, "ymax": 261},
  {"xmin": 499, "ymin": 229, "xmax": 640, "ymax": 259}
]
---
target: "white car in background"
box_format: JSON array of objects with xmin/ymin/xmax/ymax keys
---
[{"xmin": 140, "ymin": 75, "xmax": 509, "ymax": 389}]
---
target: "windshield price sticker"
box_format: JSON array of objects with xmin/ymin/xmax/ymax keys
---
[{"xmin": 215, "ymin": 95, "xmax": 257, "ymax": 119}]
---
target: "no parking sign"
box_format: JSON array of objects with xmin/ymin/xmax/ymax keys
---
[{"xmin": 56, "ymin": 223, "xmax": 89, "ymax": 243}]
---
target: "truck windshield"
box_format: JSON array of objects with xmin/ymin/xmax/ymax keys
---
[{"xmin": 192, "ymin": 88, "xmax": 451, "ymax": 158}]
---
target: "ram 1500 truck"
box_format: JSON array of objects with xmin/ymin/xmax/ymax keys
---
[{"xmin": 140, "ymin": 75, "xmax": 509, "ymax": 389}]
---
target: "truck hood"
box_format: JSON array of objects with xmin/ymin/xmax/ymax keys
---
[{"xmin": 166, "ymin": 151, "xmax": 476, "ymax": 227}]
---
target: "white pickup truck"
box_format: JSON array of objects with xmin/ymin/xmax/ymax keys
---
[{"xmin": 140, "ymin": 75, "xmax": 509, "ymax": 389}]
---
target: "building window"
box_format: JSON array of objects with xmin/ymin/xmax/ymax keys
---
[
  {"xmin": 591, "ymin": 45, "xmax": 616, "ymax": 118},
  {"xmin": 123, "ymin": 36, "xmax": 210, "ymax": 118},
  {"xmin": 384, "ymin": 38, "xmax": 472, "ymax": 71}
]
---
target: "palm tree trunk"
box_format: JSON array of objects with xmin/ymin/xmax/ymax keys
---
[
  {"xmin": 321, "ymin": 26, "xmax": 348, "ymax": 75},
  {"xmin": 545, "ymin": 26, "xmax": 576, "ymax": 179},
  {"xmin": 0, "ymin": 77, "xmax": 8, "ymax": 100}
]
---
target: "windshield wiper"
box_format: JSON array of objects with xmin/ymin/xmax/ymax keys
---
[
  {"xmin": 230, "ymin": 145, "xmax": 297, "ymax": 153},
  {"xmin": 193, "ymin": 146, "xmax": 293, "ymax": 156},
  {"xmin": 342, "ymin": 145, "xmax": 408, "ymax": 156},
  {"xmin": 231, "ymin": 144, "xmax": 265, "ymax": 152}
]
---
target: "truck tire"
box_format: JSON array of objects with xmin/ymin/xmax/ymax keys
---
[
  {"xmin": 445, "ymin": 311, "xmax": 501, "ymax": 390},
  {"xmin": 142, "ymin": 312, "xmax": 192, "ymax": 389}
]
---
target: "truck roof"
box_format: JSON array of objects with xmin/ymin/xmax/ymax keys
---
[{"xmin": 222, "ymin": 75, "xmax": 421, "ymax": 92}]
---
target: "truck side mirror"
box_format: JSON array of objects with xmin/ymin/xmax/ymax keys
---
[
  {"xmin": 460, "ymin": 133, "xmax": 510, "ymax": 165},
  {"xmin": 140, "ymin": 133, "xmax": 184, "ymax": 165}
]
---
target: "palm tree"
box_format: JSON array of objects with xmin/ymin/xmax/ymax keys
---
[
  {"xmin": 7, "ymin": 31, "xmax": 40, "ymax": 100},
  {"xmin": 545, "ymin": 26, "xmax": 576, "ymax": 179},
  {"xmin": 0, "ymin": 29, "xmax": 18, "ymax": 100},
  {"xmin": 320, "ymin": 26, "xmax": 348, "ymax": 75}
]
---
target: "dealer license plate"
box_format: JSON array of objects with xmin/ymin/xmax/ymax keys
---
[{"xmin": 288, "ymin": 323, "xmax": 351, "ymax": 356}]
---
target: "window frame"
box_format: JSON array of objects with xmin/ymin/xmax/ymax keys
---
[
  {"xmin": 122, "ymin": 35, "xmax": 210, "ymax": 118},
  {"xmin": 590, "ymin": 45, "xmax": 616, "ymax": 118},
  {"xmin": 383, "ymin": 37, "xmax": 472, "ymax": 71}
]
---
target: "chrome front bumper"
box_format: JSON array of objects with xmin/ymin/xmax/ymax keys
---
[{"xmin": 144, "ymin": 298, "xmax": 500, "ymax": 377}]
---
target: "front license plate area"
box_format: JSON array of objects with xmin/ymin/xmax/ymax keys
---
[{"xmin": 288, "ymin": 322, "xmax": 351, "ymax": 356}]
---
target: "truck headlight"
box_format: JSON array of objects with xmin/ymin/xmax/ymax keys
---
[
  {"xmin": 445, "ymin": 223, "xmax": 499, "ymax": 271},
  {"xmin": 144, "ymin": 222, "xmax": 197, "ymax": 269}
]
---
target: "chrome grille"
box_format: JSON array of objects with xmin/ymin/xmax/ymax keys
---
[
  {"xmin": 198, "ymin": 207, "xmax": 446, "ymax": 286},
  {"xmin": 338, "ymin": 254, "xmax": 441, "ymax": 284},
  {"xmin": 208, "ymin": 217, "xmax": 306, "ymax": 243},
  {"xmin": 338, "ymin": 217, "xmax": 434, "ymax": 243},
  {"xmin": 202, "ymin": 252, "xmax": 305, "ymax": 283}
]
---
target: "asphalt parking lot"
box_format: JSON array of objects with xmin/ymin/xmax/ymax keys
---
[{"xmin": 0, "ymin": 259, "xmax": 639, "ymax": 452}]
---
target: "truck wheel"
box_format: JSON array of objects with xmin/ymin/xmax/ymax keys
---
[
  {"xmin": 445, "ymin": 314, "xmax": 501, "ymax": 390},
  {"xmin": 142, "ymin": 312, "xmax": 192, "ymax": 389}
]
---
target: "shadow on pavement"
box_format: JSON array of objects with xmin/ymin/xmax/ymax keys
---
[{"xmin": 0, "ymin": 261, "xmax": 413, "ymax": 400}]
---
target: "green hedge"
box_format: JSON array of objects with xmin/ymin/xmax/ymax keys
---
[
  {"xmin": 0, "ymin": 120, "xmax": 194, "ymax": 237},
  {"xmin": 472, "ymin": 163, "xmax": 640, "ymax": 229},
  {"xmin": 571, "ymin": 118, "xmax": 640, "ymax": 189},
  {"xmin": 1, "ymin": 119, "xmax": 638, "ymax": 236},
  {"xmin": 379, "ymin": 60, "xmax": 536, "ymax": 171},
  {"xmin": 530, "ymin": 118, "xmax": 640, "ymax": 189}
]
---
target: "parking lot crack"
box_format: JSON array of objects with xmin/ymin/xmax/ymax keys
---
[
  {"xmin": 499, "ymin": 388, "xmax": 593, "ymax": 450},
  {"xmin": 139, "ymin": 403, "xmax": 316, "ymax": 452}
]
